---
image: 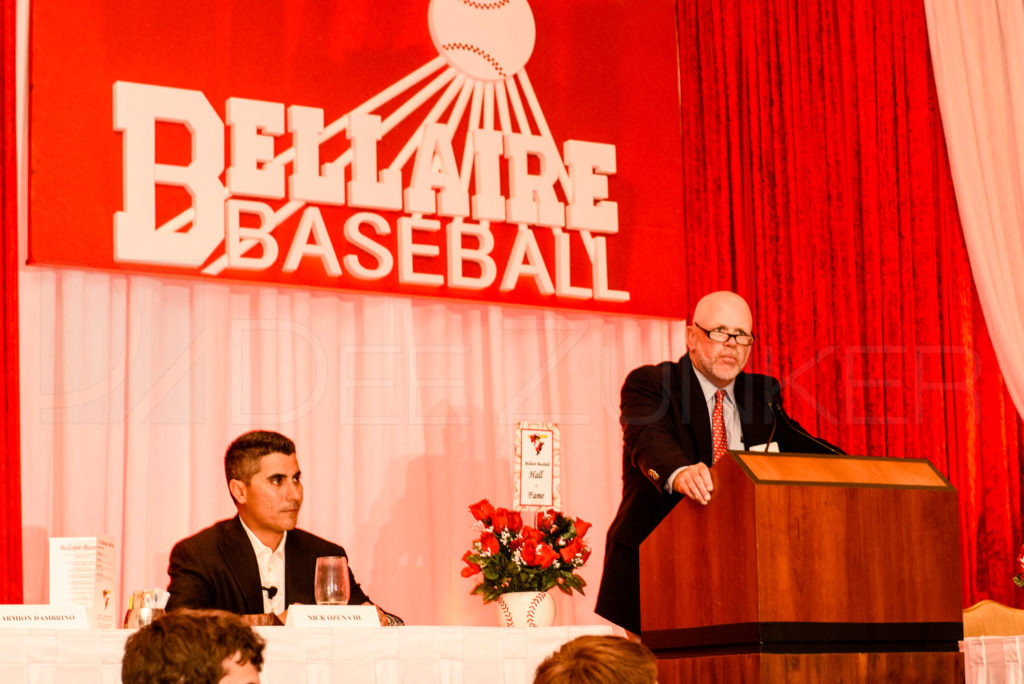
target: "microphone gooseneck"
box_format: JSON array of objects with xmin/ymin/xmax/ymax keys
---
[
  {"xmin": 770, "ymin": 398, "xmax": 843, "ymax": 455},
  {"xmin": 763, "ymin": 399, "xmax": 779, "ymax": 451}
]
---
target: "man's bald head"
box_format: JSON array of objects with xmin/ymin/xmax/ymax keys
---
[
  {"xmin": 691, "ymin": 291, "xmax": 752, "ymax": 330},
  {"xmin": 686, "ymin": 291, "xmax": 754, "ymax": 388}
]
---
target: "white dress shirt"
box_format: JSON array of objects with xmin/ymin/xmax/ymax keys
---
[
  {"xmin": 239, "ymin": 518, "xmax": 287, "ymax": 615},
  {"xmin": 665, "ymin": 367, "xmax": 744, "ymax": 492}
]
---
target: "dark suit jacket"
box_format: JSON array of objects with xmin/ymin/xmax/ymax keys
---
[
  {"xmin": 594, "ymin": 354, "xmax": 841, "ymax": 633},
  {"xmin": 165, "ymin": 516, "xmax": 371, "ymax": 614}
]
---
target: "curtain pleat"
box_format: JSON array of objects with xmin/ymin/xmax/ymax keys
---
[{"xmin": 1, "ymin": 0, "xmax": 24, "ymax": 603}]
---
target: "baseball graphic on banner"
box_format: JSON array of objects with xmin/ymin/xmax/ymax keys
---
[{"xmin": 428, "ymin": 0, "xmax": 536, "ymax": 81}]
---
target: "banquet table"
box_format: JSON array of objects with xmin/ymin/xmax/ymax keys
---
[
  {"xmin": 962, "ymin": 635, "xmax": 1024, "ymax": 683},
  {"xmin": 0, "ymin": 624, "xmax": 612, "ymax": 683}
]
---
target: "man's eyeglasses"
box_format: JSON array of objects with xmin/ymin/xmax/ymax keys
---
[{"xmin": 693, "ymin": 323, "xmax": 755, "ymax": 347}]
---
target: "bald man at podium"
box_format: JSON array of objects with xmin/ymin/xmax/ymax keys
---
[{"xmin": 595, "ymin": 291, "xmax": 842, "ymax": 635}]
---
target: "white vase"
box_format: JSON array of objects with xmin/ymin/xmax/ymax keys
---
[{"xmin": 495, "ymin": 591, "xmax": 555, "ymax": 627}]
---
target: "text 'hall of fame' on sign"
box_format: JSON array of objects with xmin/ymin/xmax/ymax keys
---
[{"xmin": 513, "ymin": 422, "xmax": 560, "ymax": 511}]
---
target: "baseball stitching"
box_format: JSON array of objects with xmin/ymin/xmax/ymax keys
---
[
  {"xmin": 499, "ymin": 595, "xmax": 515, "ymax": 626},
  {"xmin": 460, "ymin": 0, "xmax": 512, "ymax": 10},
  {"xmin": 525, "ymin": 593, "xmax": 546, "ymax": 627},
  {"xmin": 441, "ymin": 42, "xmax": 506, "ymax": 78}
]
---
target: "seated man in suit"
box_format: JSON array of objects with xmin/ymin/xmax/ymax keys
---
[
  {"xmin": 166, "ymin": 430, "xmax": 401, "ymax": 626},
  {"xmin": 595, "ymin": 291, "xmax": 842, "ymax": 636}
]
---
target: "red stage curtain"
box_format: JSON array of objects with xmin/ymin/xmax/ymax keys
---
[
  {"xmin": 1, "ymin": 0, "xmax": 23, "ymax": 603},
  {"xmin": 677, "ymin": 0, "xmax": 1024, "ymax": 607}
]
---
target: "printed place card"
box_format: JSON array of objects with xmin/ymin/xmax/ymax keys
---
[
  {"xmin": 0, "ymin": 604, "xmax": 89, "ymax": 629},
  {"xmin": 285, "ymin": 604, "xmax": 380, "ymax": 628}
]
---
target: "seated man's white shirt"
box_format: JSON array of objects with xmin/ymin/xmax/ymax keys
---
[
  {"xmin": 665, "ymin": 368, "xmax": 744, "ymax": 493},
  {"xmin": 239, "ymin": 518, "xmax": 286, "ymax": 615}
]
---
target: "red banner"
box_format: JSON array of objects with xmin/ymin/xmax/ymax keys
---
[{"xmin": 29, "ymin": 0, "xmax": 684, "ymax": 317}]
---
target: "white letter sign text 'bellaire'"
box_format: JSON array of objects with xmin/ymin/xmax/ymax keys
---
[{"xmin": 112, "ymin": 0, "xmax": 628, "ymax": 306}]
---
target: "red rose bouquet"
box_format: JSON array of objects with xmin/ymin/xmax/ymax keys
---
[
  {"xmin": 460, "ymin": 498, "xmax": 592, "ymax": 603},
  {"xmin": 1015, "ymin": 544, "xmax": 1024, "ymax": 588}
]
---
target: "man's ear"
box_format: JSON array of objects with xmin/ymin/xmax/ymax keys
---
[
  {"xmin": 228, "ymin": 479, "xmax": 247, "ymax": 505},
  {"xmin": 685, "ymin": 324, "xmax": 696, "ymax": 351}
]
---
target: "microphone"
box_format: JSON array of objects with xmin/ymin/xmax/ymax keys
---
[
  {"xmin": 262, "ymin": 586, "xmax": 278, "ymax": 600},
  {"xmin": 769, "ymin": 398, "xmax": 843, "ymax": 455}
]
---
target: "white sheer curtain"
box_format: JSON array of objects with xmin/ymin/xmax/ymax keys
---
[
  {"xmin": 18, "ymin": 265, "xmax": 685, "ymax": 627},
  {"xmin": 923, "ymin": 0, "xmax": 1024, "ymax": 419}
]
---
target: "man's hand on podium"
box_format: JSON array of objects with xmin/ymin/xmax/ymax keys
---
[{"xmin": 673, "ymin": 463, "xmax": 713, "ymax": 505}]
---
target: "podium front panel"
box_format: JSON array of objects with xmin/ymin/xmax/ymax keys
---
[{"xmin": 640, "ymin": 451, "xmax": 962, "ymax": 650}]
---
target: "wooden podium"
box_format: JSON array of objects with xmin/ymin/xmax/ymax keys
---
[{"xmin": 639, "ymin": 451, "xmax": 964, "ymax": 682}]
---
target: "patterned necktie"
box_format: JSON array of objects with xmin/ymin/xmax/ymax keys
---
[{"xmin": 712, "ymin": 389, "xmax": 727, "ymax": 464}]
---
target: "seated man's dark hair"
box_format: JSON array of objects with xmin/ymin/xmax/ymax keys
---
[
  {"xmin": 122, "ymin": 608, "xmax": 265, "ymax": 684},
  {"xmin": 224, "ymin": 430, "xmax": 296, "ymax": 495},
  {"xmin": 533, "ymin": 635, "xmax": 658, "ymax": 684}
]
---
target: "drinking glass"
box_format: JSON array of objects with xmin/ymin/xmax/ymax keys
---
[
  {"xmin": 314, "ymin": 556, "xmax": 351, "ymax": 605},
  {"xmin": 123, "ymin": 590, "xmax": 165, "ymax": 628}
]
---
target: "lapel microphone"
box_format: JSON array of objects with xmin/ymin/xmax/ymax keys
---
[{"xmin": 262, "ymin": 586, "xmax": 278, "ymax": 600}]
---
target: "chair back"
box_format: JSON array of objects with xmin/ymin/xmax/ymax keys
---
[{"xmin": 963, "ymin": 599, "xmax": 1024, "ymax": 637}]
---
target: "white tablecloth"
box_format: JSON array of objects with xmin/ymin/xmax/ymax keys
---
[
  {"xmin": 0, "ymin": 625, "xmax": 612, "ymax": 683},
  {"xmin": 962, "ymin": 636, "xmax": 1024, "ymax": 684}
]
